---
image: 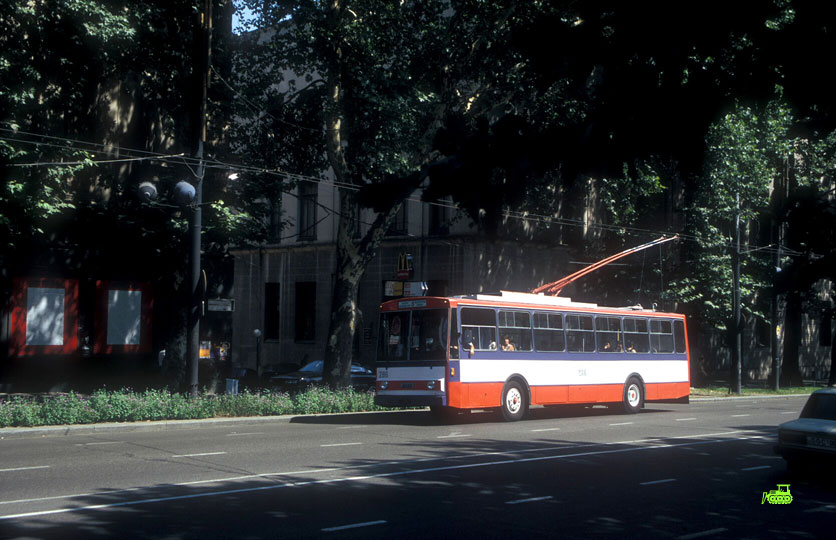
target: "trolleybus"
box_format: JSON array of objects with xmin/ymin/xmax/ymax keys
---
[{"xmin": 374, "ymin": 290, "xmax": 690, "ymax": 421}]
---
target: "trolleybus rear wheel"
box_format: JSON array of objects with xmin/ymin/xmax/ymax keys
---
[
  {"xmin": 501, "ymin": 380, "xmax": 527, "ymax": 422},
  {"xmin": 622, "ymin": 377, "xmax": 644, "ymax": 414}
]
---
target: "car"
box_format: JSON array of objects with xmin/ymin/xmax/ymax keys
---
[
  {"xmin": 269, "ymin": 360, "xmax": 376, "ymax": 393},
  {"xmin": 775, "ymin": 387, "xmax": 836, "ymax": 471}
]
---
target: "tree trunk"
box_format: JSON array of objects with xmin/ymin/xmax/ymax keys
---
[{"xmin": 780, "ymin": 291, "xmax": 804, "ymax": 386}]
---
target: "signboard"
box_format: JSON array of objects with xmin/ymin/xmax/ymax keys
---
[
  {"xmin": 207, "ymin": 298, "xmax": 235, "ymax": 312},
  {"xmin": 396, "ymin": 253, "xmax": 413, "ymax": 279}
]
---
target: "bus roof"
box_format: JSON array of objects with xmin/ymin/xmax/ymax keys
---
[{"xmin": 381, "ymin": 290, "xmax": 683, "ymax": 318}]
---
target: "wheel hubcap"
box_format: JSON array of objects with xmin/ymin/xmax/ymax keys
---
[
  {"xmin": 627, "ymin": 384, "xmax": 640, "ymax": 407},
  {"xmin": 506, "ymin": 388, "xmax": 522, "ymax": 414}
]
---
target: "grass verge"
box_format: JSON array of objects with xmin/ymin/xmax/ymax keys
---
[
  {"xmin": 0, "ymin": 387, "xmax": 384, "ymax": 428},
  {"xmin": 690, "ymin": 385, "xmax": 821, "ymax": 397}
]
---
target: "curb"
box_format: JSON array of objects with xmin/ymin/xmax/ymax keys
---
[
  {"xmin": 0, "ymin": 409, "xmax": 426, "ymax": 440},
  {"xmin": 689, "ymin": 393, "xmax": 811, "ymax": 402}
]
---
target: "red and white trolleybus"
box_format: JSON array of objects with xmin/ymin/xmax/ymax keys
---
[{"xmin": 374, "ymin": 290, "xmax": 690, "ymax": 421}]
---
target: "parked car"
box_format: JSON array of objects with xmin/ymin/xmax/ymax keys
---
[
  {"xmin": 775, "ymin": 387, "xmax": 836, "ymax": 471},
  {"xmin": 269, "ymin": 360, "xmax": 376, "ymax": 393}
]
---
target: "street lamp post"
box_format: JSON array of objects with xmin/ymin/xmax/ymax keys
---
[{"xmin": 253, "ymin": 328, "xmax": 262, "ymax": 377}]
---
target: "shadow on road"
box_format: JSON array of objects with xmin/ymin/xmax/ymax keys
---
[
  {"xmin": 289, "ymin": 404, "xmax": 671, "ymax": 426},
  {"xmin": 2, "ymin": 415, "xmax": 833, "ymax": 540}
]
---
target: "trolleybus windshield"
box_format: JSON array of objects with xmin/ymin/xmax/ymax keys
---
[{"xmin": 379, "ymin": 309, "xmax": 448, "ymax": 362}]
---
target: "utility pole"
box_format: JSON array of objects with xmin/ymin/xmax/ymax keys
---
[
  {"xmin": 187, "ymin": 0, "xmax": 212, "ymax": 396},
  {"xmin": 731, "ymin": 192, "xmax": 742, "ymax": 395},
  {"xmin": 771, "ymin": 222, "xmax": 781, "ymax": 391}
]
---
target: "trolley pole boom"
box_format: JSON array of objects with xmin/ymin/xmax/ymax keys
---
[{"xmin": 531, "ymin": 235, "xmax": 679, "ymax": 296}]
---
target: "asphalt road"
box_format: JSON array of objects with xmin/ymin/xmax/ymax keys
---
[{"xmin": 1, "ymin": 396, "xmax": 833, "ymax": 539}]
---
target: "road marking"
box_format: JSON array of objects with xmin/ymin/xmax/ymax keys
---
[
  {"xmin": 779, "ymin": 411, "xmax": 797, "ymax": 415},
  {"xmin": 226, "ymin": 432, "xmax": 264, "ymax": 437},
  {"xmin": 437, "ymin": 433, "xmax": 471, "ymax": 439},
  {"xmin": 741, "ymin": 465, "xmax": 771, "ymax": 471},
  {"xmin": 731, "ymin": 414, "xmax": 751, "ymax": 417},
  {"xmin": 609, "ymin": 422, "xmax": 633, "ymax": 426},
  {"xmin": 505, "ymin": 496, "xmax": 553, "ymax": 505},
  {"xmin": 640, "ymin": 478, "xmax": 677, "ymax": 486},
  {"xmin": 75, "ymin": 441, "xmax": 122, "ymax": 446},
  {"xmin": 320, "ymin": 442, "xmax": 363, "ymax": 447},
  {"xmin": 171, "ymin": 452, "xmax": 227, "ymax": 458},
  {"xmin": 531, "ymin": 427, "xmax": 561, "ymax": 432},
  {"xmin": 322, "ymin": 520, "xmax": 387, "ymax": 532},
  {"xmin": 676, "ymin": 418, "xmax": 697, "ymax": 422},
  {"xmin": 0, "ymin": 430, "xmax": 766, "ymax": 519},
  {"xmin": 677, "ymin": 528, "xmax": 728, "ymax": 540},
  {"xmin": 337, "ymin": 426, "xmax": 367, "ymax": 429},
  {"xmin": 0, "ymin": 466, "xmax": 50, "ymax": 473}
]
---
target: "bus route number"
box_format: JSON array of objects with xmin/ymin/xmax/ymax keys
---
[{"xmin": 578, "ymin": 368, "xmax": 587, "ymax": 377}]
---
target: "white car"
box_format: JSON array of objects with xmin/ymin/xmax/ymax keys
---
[{"xmin": 775, "ymin": 387, "xmax": 836, "ymax": 471}]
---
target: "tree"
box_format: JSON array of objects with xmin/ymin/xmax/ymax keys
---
[{"xmin": 0, "ymin": 1, "xmax": 243, "ymax": 388}]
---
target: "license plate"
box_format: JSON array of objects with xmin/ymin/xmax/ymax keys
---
[{"xmin": 807, "ymin": 436, "xmax": 836, "ymax": 449}]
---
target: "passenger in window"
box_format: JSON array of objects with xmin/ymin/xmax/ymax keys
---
[
  {"xmin": 502, "ymin": 336, "xmax": 515, "ymax": 351},
  {"xmin": 489, "ymin": 341, "xmax": 497, "ymax": 350},
  {"xmin": 626, "ymin": 344, "xmax": 637, "ymax": 353}
]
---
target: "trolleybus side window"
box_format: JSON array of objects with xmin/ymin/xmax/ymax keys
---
[
  {"xmin": 498, "ymin": 310, "xmax": 532, "ymax": 351},
  {"xmin": 623, "ymin": 318, "xmax": 650, "ymax": 353},
  {"xmin": 674, "ymin": 319, "xmax": 686, "ymax": 354},
  {"xmin": 533, "ymin": 312, "xmax": 565, "ymax": 352},
  {"xmin": 596, "ymin": 316, "xmax": 623, "ymax": 352},
  {"xmin": 461, "ymin": 307, "xmax": 497, "ymax": 351},
  {"xmin": 566, "ymin": 314, "xmax": 595, "ymax": 352},
  {"xmin": 650, "ymin": 319, "xmax": 674, "ymax": 353}
]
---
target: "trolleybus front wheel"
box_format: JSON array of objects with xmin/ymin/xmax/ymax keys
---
[{"xmin": 501, "ymin": 380, "xmax": 527, "ymax": 422}]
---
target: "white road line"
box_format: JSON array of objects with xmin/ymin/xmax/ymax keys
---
[
  {"xmin": 741, "ymin": 465, "xmax": 771, "ymax": 471},
  {"xmin": 171, "ymin": 452, "xmax": 227, "ymax": 458},
  {"xmin": 531, "ymin": 427, "xmax": 561, "ymax": 432},
  {"xmin": 0, "ymin": 430, "xmax": 765, "ymax": 517},
  {"xmin": 609, "ymin": 422, "xmax": 634, "ymax": 426},
  {"xmin": 779, "ymin": 412, "xmax": 797, "ymax": 415},
  {"xmin": 677, "ymin": 528, "xmax": 728, "ymax": 540},
  {"xmin": 436, "ymin": 433, "xmax": 471, "ymax": 439},
  {"xmin": 640, "ymin": 478, "xmax": 677, "ymax": 486},
  {"xmin": 75, "ymin": 442, "xmax": 122, "ymax": 446},
  {"xmin": 226, "ymin": 432, "xmax": 264, "ymax": 437},
  {"xmin": 0, "ymin": 466, "xmax": 50, "ymax": 473},
  {"xmin": 505, "ymin": 496, "xmax": 553, "ymax": 505},
  {"xmin": 322, "ymin": 520, "xmax": 387, "ymax": 532},
  {"xmin": 676, "ymin": 418, "xmax": 697, "ymax": 422},
  {"xmin": 320, "ymin": 442, "xmax": 363, "ymax": 448},
  {"xmin": 731, "ymin": 414, "xmax": 751, "ymax": 417},
  {"xmin": 337, "ymin": 426, "xmax": 367, "ymax": 429}
]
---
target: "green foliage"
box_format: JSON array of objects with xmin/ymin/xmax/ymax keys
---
[{"xmin": 0, "ymin": 387, "xmax": 382, "ymax": 428}]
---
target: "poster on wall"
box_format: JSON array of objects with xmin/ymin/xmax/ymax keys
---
[
  {"xmin": 9, "ymin": 278, "xmax": 79, "ymax": 356},
  {"xmin": 94, "ymin": 281, "xmax": 153, "ymax": 354}
]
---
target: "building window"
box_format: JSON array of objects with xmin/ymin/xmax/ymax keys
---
[
  {"xmin": 387, "ymin": 203, "xmax": 408, "ymax": 236},
  {"xmin": 265, "ymin": 283, "xmax": 280, "ymax": 340},
  {"xmin": 297, "ymin": 183, "xmax": 317, "ymax": 241},
  {"xmin": 294, "ymin": 282, "xmax": 316, "ymax": 342},
  {"xmin": 429, "ymin": 200, "xmax": 450, "ymax": 236}
]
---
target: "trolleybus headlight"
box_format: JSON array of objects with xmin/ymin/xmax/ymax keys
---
[{"xmin": 380, "ymin": 381, "xmax": 388, "ymax": 390}]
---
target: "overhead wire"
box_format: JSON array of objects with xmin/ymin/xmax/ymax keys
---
[{"xmin": 0, "ymin": 127, "xmax": 805, "ymax": 259}]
